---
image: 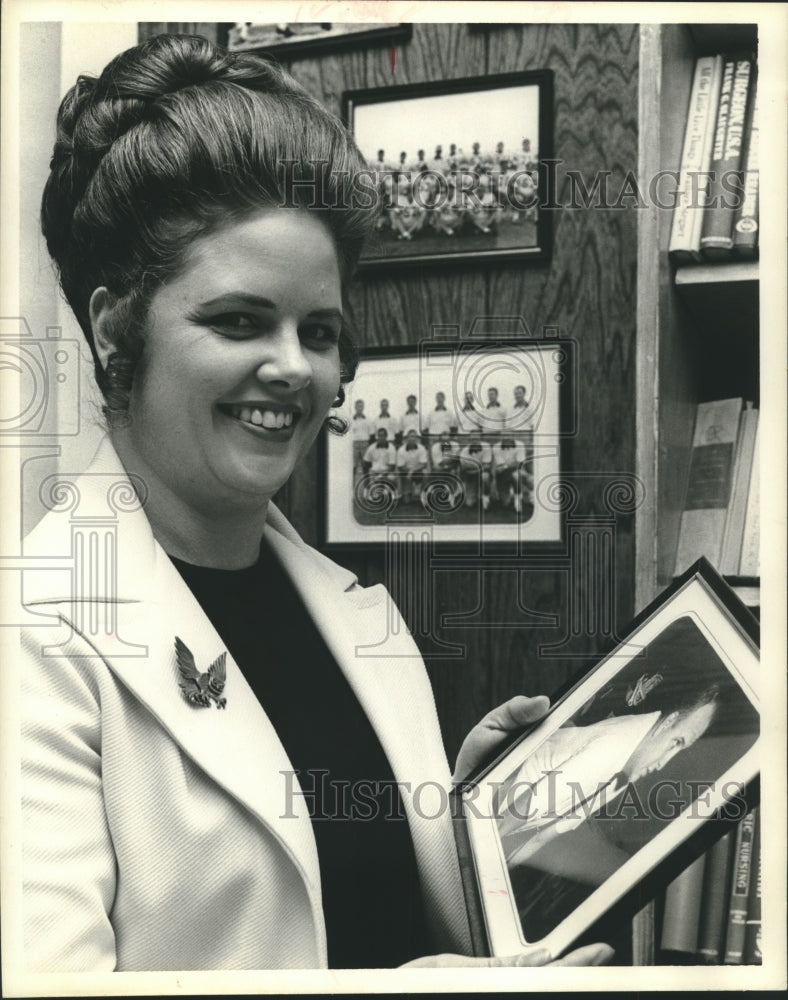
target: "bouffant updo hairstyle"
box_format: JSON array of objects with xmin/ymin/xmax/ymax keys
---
[{"xmin": 41, "ymin": 33, "xmax": 372, "ymax": 423}]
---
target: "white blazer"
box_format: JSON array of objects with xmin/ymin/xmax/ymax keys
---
[{"xmin": 20, "ymin": 438, "xmax": 472, "ymax": 971}]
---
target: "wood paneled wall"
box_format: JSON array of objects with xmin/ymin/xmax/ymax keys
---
[{"xmin": 139, "ymin": 22, "xmax": 640, "ymax": 763}]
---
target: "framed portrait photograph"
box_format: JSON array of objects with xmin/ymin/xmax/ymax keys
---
[
  {"xmin": 342, "ymin": 71, "xmax": 553, "ymax": 268},
  {"xmin": 322, "ymin": 339, "xmax": 572, "ymax": 548},
  {"xmin": 454, "ymin": 559, "xmax": 760, "ymax": 960},
  {"xmin": 223, "ymin": 21, "xmax": 413, "ymax": 59}
]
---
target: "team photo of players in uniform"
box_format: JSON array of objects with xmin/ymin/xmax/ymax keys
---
[
  {"xmin": 325, "ymin": 343, "xmax": 565, "ymax": 544},
  {"xmin": 365, "ymin": 138, "xmax": 539, "ymax": 245},
  {"xmin": 345, "ymin": 74, "xmax": 549, "ymax": 263},
  {"xmin": 350, "ymin": 383, "xmax": 536, "ymax": 525}
]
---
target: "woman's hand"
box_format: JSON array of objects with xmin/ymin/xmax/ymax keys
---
[
  {"xmin": 401, "ymin": 942, "xmax": 614, "ymax": 968},
  {"xmin": 452, "ymin": 694, "xmax": 551, "ymax": 784}
]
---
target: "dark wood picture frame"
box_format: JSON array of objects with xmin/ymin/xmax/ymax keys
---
[
  {"xmin": 342, "ymin": 70, "xmax": 554, "ymax": 270},
  {"xmin": 454, "ymin": 558, "xmax": 760, "ymax": 960}
]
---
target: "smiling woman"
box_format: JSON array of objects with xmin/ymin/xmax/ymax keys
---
[
  {"xmin": 89, "ymin": 209, "xmax": 344, "ymax": 565},
  {"xmin": 19, "ymin": 32, "xmax": 612, "ymax": 976}
]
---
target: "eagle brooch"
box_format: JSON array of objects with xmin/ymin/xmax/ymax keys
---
[{"xmin": 174, "ymin": 636, "xmax": 227, "ymax": 709}]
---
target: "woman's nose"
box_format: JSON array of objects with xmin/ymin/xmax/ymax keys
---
[{"xmin": 255, "ymin": 325, "xmax": 312, "ymax": 390}]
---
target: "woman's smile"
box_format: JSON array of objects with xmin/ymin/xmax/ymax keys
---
[{"xmin": 218, "ymin": 402, "xmax": 302, "ymax": 434}]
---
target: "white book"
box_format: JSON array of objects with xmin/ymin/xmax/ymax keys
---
[
  {"xmin": 669, "ymin": 55, "xmax": 724, "ymax": 261},
  {"xmin": 720, "ymin": 406, "xmax": 759, "ymax": 575},
  {"xmin": 738, "ymin": 420, "xmax": 760, "ymax": 576},
  {"xmin": 674, "ymin": 397, "xmax": 743, "ymax": 576}
]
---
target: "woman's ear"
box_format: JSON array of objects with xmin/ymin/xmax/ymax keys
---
[{"xmin": 88, "ymin": 287, "xmax": 119, "ymax": 371}]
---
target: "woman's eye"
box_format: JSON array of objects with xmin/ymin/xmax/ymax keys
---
[
  {"xmin": 210, "ymin": 313, "xmax": 258, "ymax": 337},
  {"xmin": 300, "ymin": 324, "xmax": 340, "ymax": 348}
]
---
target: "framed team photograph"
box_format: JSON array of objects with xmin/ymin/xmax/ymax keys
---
[
  {"xmin": 453, "ymin": 559, "xmax": 760, "ymax": 960},
  {"xmin": 342, "ymin": 71, "xmax": 553, "ymax": 268},
  {"xmin": 223, "ymin": 21, "xmax": 413, "ymax": 59},
  {"xmin": 321, "ymin": 339, "xmax": 572, "ymax": 547}
]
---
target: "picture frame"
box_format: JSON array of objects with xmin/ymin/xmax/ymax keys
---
[
  {"xmin": 321, "ymin": 338, "xmax": 573, "ymax": 548},
  {"xmin": 453, "ymin": 558, "xmax": 760, "ymax": 959},
  {"xmin": 222, "ymin": 21, "xmax": 413, "ymax": 59},
  {"xmin": 342, "ymin": 71, "xmax": 553, "ymax": 269}
]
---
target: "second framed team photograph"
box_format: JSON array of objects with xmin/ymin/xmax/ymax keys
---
[{"xmin": 322, "ymin": 339, "xmax": 573, "ymax": 548}]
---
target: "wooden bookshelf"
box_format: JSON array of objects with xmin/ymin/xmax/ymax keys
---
[
  {"xmin": 674, "ymin": 261, "xmax": 758, "ymax": 285},
  {"xmin": 635, "ymin": 22, "xmax": 760, "ymax": 965}
]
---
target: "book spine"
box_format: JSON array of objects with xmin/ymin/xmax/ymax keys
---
[
  {"xmin": 699, "ymin": 58, "xmax": 736, "ymax": 258},
  {"xmin": 723, "ymin": 807, "xmax": 757, "ymax": 963},
  {"xmin": 674, "ymin": 397, "xmax": 743, "ymax": 576},
  {"xmin": 733, "ymin": 76, "xmax": 760, "ymax": 258},
  {"xmin": 632, "ymin": 901, "xmax": 656, "ymax": 966},
  {"xmin": 743, "ymin": 809, "xmax": 762, "ymax": 964},
  {"xmin": 661, "ymin": 853, "xmax": 707, "ymax": 953},
  {"xmin": 697, "ymin": 830, "xmax": 736, "ymax": 962},
  {"xmin": 738, "ymin": 419, "xmax": 760, "ymax": 576},
  {"xmin": 669, "ymin": 56, "xmax": 723, "ymax": 263},
  {"xmin": 720, "ymin": 406, "xmax": 759, "ymax": 575},
  {"xmin": 700, "ymin": 56, "xmax": 754, "ymax": 258}
]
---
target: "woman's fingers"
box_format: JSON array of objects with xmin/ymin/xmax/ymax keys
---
[
  {"xmin": 481, "ymin": 694, "xmax": 551, "ymax": 734},
  {"xmin": 547, "ymin": 943, "xmax": 616, "ymax": 966},
  {"xmin": 401, "ymin": 942, "xmax": 614, "ymax": 968},
  {"xmin": 453, "ymin": 694, "xmax": 551, "ymax": 782},
  {"xmin": 401, "ymin": 951, "xmax": 548, "ymax": 968}
]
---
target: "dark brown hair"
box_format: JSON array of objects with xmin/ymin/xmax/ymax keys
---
[{"xmin": 41, "ymin": 33, "xmax": 372, "ymax": 427}]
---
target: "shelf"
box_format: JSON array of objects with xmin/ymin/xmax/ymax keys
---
[
  {"xmin": 675, "ymin": 262, "xmax": 759, "ymax": 287},
  {"xmin": 725, "ymin": 577, "xmax": 761, "ymax": 614},
  {"xmin": 635, "ymin": 21, "xmax": 760, "ymax": 970}
]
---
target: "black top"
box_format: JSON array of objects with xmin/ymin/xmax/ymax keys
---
[{"xmin": 170, "ymin": 540, "xmax": 430, "ymax": 968}]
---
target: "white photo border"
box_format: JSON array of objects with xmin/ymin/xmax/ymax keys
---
[{"xmin": 322, "ymin": 340, "xmax": 571, "ymax": 547}]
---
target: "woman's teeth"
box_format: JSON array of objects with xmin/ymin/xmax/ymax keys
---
[{"xmin": 232, "ymin": 406, "xmax": 294, "ymax": 429}]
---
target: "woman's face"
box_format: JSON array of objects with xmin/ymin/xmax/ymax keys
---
[{"xmin": 119, "ymin": 208, "xmax": 342, "ymax": 516}]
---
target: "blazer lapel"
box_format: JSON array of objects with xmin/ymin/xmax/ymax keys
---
[
  {"xmin": 263, "ymin": 522, "xmax": 440, "ymax": 774},
  {"xmin": 106, "ymin": 546, "xmax": 324, "ymax": 904},
  {"xmin": 264, "ymin": 521, "xmax": 472, "ymax": 953}
]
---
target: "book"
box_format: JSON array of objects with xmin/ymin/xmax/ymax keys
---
[
  {"xmin": 723, "ymin": 807, "xmax": 757, "ymax": 963},
  {"xmin": 674, "ymin": 397, "xmax": 743, "ymax": 576},
  {"xmin": 719, "ymin": 405, "xmax": 759, "ymax": 575},
  {"xmin": 743, "ymin": 808, "xmax": 762, "ymax": 964},
  {"xmin": 631, "ymin": 899, "xmax": 656, "ymax": 966},
  {"xmin": 454, "ymin": 560, "xmax": 760, "ymax": 960},
  {"xmin": 696, "ymin": 830, "xmax": 736, "ymax": 962},
  {"xmin": 700, "ymin": 55, "xmax": 755, "ymax": 259},
  {"xmin": 733, "ymin": 76, "xmax": 759, "ymax": 258},
  {"xmin": 669, "ymin": 55, "xmax": 724, "ymax": 263},
  {"xmin": 698, "ymin": 57, "xmax": 736, "ymax": 259},
  {"xmin": 738, "ymin": 418, "xmax": 760, "ymax": 576},
  {"xmin": 660, "ymin": 853, "xmax": 707, "ymax": 953}
]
